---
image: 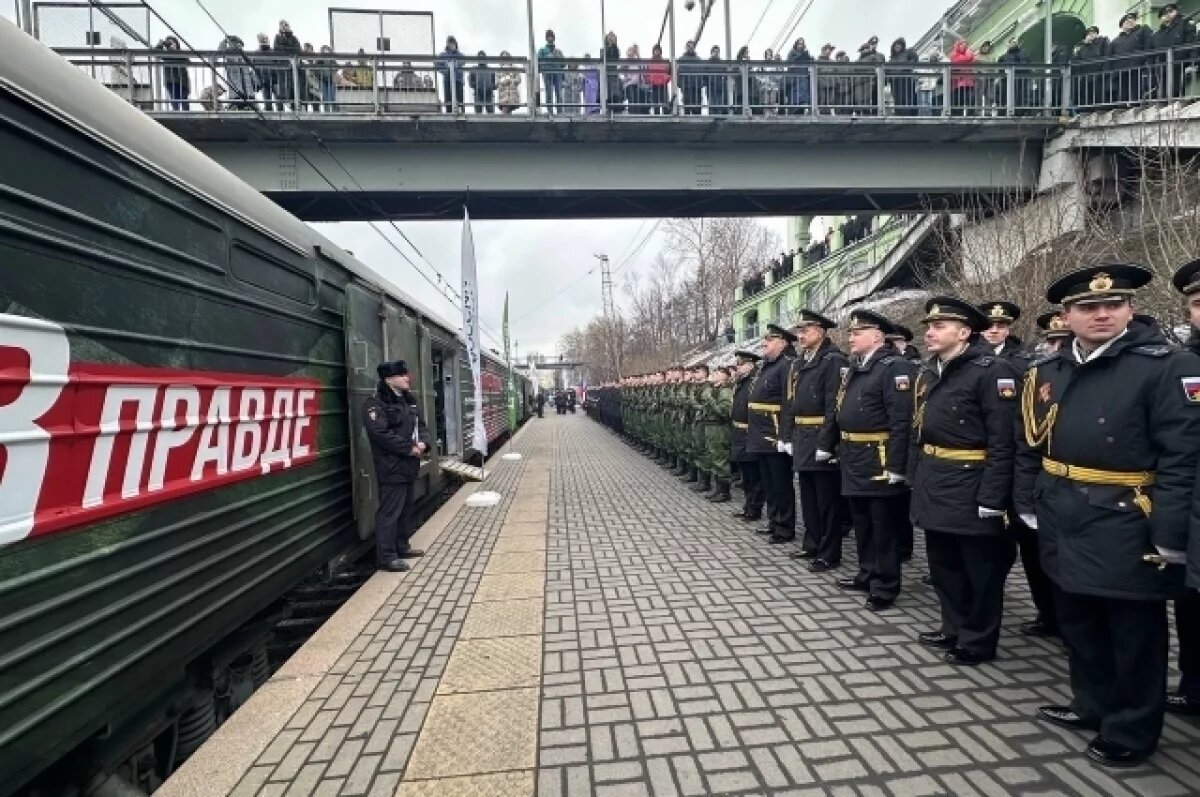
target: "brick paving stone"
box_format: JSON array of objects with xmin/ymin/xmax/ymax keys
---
[
  {"xmin": 221, "ymin": 417, "xmax": 1198, "ymax": 796},
  {"xmin": 532, "ymin": 416, "xmax": 1197, "ymax": 796}
]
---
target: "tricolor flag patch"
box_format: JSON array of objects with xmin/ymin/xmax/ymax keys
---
[
  {"xmin": 997, "ymin": 378, "xmax": 1016, "ymax": 399},
  {"xmin": 894, "ymin": 375, "xmax": 911, "ymax": 392},
  {"xmin": 1182, "ymin": 376, "xmax": 1200, "ymax": 404}
]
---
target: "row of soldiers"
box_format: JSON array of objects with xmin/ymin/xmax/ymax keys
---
[{"xmin": 588, "ymin": 259, "xmax": 1200, "ymax": 770}]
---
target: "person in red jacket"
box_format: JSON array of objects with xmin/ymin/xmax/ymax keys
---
[
  {"xmin": 646, "ymin": 43, "xmax": 672, "ymax": 114},
  {"xmin": 949, "ymin": 39, "xmax": 977, "ymax": 116}
]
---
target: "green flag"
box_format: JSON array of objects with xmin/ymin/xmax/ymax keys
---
[{"xmin": 503, "ymin": 292, "xmax": 517, "ymax": 433}]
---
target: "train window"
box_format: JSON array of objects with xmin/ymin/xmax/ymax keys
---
[{"xmin": 229, "ymin": 242, "xmax": 315, "ymax": 305}]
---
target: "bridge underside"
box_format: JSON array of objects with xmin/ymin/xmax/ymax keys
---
[
  {"xmin": 173, "ymin": 117, "xmax": 1048, "ymax": 221},
  {"xmin": 265, "ymin": 188, "xmax": 969, "ymax": 221}
]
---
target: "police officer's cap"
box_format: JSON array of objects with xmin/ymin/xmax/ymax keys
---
[
  {"xmin": 377, "ymin": 359, "xmax": 410, "ymax": 378},
  {"xmin": 734, "ymin": 349, "xmax": 762, "ymax": 363},
  {"xmin": 1045, "ymin": 263, "xmax": 1152, "ymax": 305},
  {"xmin": 977, "ymin": 300, "xmax": 1021, "ymax": 325},
  {"xmin": 846, "ymin": 309, "xmax": 896, "ymax": 336},
  {"xmin": 791, "ymin": 309, "xmax": 837, "ymax": 331},
  {"xmin": 1159, "ymin": 4, "xmax": 1178, "ymax": 18},
  {"xmin": 1171, "ymin": 257, "xmax": 1200, "ymax": 296},
  {"xmin": 764, "ymin": 323, "xmax": 798, "ymax": 343},
  {"xmin": 885, "ymin": 323, "xmax": 915, "ymax": 342},
  {"xmin": 923, "ymin": 297, "xmax": 987, "ymax": 332},
  {"xmin": 1036, "ymin": 309, "xmax": 1070, "ymax": 339},
  {"xmin": 1119, "ymin": 12, "xmax": 1138, "ymax": 25}
]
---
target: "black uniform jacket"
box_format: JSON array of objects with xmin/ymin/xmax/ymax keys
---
[
  {"xmin": 363, "ymin": 382, "xmax": 433, "ymax": 484},
  {"xmin": 730, "ymin": 371, "xmax": 757, "ymax": 462},
  {"xmin": 907, "ymin": 342, "xmax": 1017, "ymax": 535},
  {"xmin": 780, "ymin": 340, "xmax": 847, "ymax": 472},
  {"xmin": 993, "ymin": 336, "xmax": 1034, "ymax": 375},
  {"xmin": 746, "ymin": 353, "xmax": 793, "ymax": 455},
  {"xmin": 1014, "ymin": 321, "xmax": 1200, "ymax": 599},
  {"xmin": 836, "ymin": 346, "xmax": 917, "ymax": 497},
  {"xmin": 1188, "ymin": 333, "xmax": 1200, "ymax": 590}
]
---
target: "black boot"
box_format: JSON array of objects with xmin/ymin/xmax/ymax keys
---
[
  {"xmin": 690, "ymin": 471, "xmax": 711, "ymax": 493},
  {"xmin": 707, "ymin": 479, "xmax": 732, "ymax": 503},
  {"xmin": 684, "ymin": 464, "xmax": 700, "ymax": 483},
  {"xmin": 673, "ymin": 458, "xmax": 690, "ymax": 477}
]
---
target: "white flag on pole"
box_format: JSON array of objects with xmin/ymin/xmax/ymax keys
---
[{"xmin": 461, "ymin": 207, "xmax": 488, "ymax": 457}]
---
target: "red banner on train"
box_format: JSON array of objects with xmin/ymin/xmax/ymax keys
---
[{"xmin": 0, "ymin": 314, "xmax": 320, "ymax": 546}]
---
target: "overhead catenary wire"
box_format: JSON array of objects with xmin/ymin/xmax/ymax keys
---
[
  {"xmin": 769, "ymin": 0, "xmax": 818, "ymax": 55},
  {"xmin": 746, "ymin": 0, "xmax": 778, "ymax": 50},
  {"xmin": 511, "ymin": 219, "xmax": 663, "ymax": 329},
  {"xmin": 130, "ymin": 0, "xmax": 507, "ymax": 349}
]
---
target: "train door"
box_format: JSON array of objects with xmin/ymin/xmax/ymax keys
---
[
  {"xmin": 430, "ymin": 343, "xmax": 462, "ymax": 457},
  {"xmin": 343, "ymin": 283, "xmax": 386, "ymax": 540}
]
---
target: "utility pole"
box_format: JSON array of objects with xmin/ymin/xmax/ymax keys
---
[{"xmin": 595, "ymin": 253, "xmax": 620, "ymax": 380}]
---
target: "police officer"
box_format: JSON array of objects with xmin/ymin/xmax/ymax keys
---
[
  {"xmin": 363, "ymin": 360, "xmax": 433, "ymax": 572},
  {"xmin": 1036, "ymin": 308, "xmax": 1071, "ymax": 354},
  {"xmin": 1015, "ymin": 264, "xmax": 1200, "ymax": 767},
  {"xmin": 836, "ymin": 310, "xmax": 916, "ymax": 611},
  {"xmin": 1171, "ymin": 257, "xmax": 1200, "ymax": 717},
  {"xmin": 780, "ymin": 310, "xmax": 847, "ymax": 570},
  {"xmin": 909, "ymin": 298, "xmax": 1018, "ymax": 666},
  {"xmin": 730, "ymin": 351, "xmax": 765, "ymax": 523},
  {"xmin": 749, "ymin": 324, "xmax": 798, "ymax": 544}
]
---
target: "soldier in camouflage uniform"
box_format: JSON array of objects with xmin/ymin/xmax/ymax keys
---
[
  {"xmin": 683, "ymin": 365, "xmax": 711, "ymax": 489},
  {"xmin": 701, "ymin": 365, "xmax": 734, "ymax": 502}
]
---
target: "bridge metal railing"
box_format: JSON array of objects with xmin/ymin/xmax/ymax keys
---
[
  {"xmin": 1069, "ymin": 44, "xmax": 1200, "ymax": 112},
  {"xmin": 51, "ymin": 46, "xmax": 1200, "ymax": 120},
  {"xmin": 52, "ymin": 47, "xmax": 1079, "ymax": 119}
]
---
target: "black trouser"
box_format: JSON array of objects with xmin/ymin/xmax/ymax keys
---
[
  {"xmin": 374, "ymin": 482, "xmax": 415, "ymax": 564},
  {"xmin": 1014, "ymin": 516, "xmax": 1057, "ymax": 629},
  {"xmin": 897, "ymin": 490, "xmax": 914, "ymax": 558},
  {"xmin": 1176, "ymin": 590, "xmax": 1200, "ymax": 702},
  {"xmin": 848, "ymin": 496, "xmax": 902, "ymax": 600},
  {"xmin": 757, "ymin": 452, "xmax": 795, "ymax": 539},
  {"xmin": 797, "ymin": 469, "xmax": 842, "ymax": 562},
  {"xmin": 1054, "ymin": 587, "xmax": 1168, "ymax": 754},
  {"xmin": 736, "ymin": 460, "xmax": 764, "ymax": 517},
  {"xmin": 926, "ymin": 530, "xmax": 1016, "ymax": 656}
]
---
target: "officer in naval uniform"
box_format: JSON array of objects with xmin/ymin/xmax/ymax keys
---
[
  {"xmin": 780, "ymin": 310, "xmax": 848, "ymax": 570},
  {"xmin": 886, "ymin": 324, "xmax": 923, "ymax": 363},
  {"xmin": 1171, "ymin": 257, "xmax": 1200, "ymax": 717},
  {"xmin": 977, "ymin": 300, "xmax": 1057, "ymax": 638},
  {"xmin": 1036, "ymin": 309, "xmax": 1071, "ymax": 354},
  {"xmin": 748, "ymin": 324, "xmax": 798, "ymax": 544},
  {"xmin": 730, "ymin": 351, "xmax": 765, "ymax": 523},
  {"xmin": 835, "ymin": 310, "xmax": 916, "ymax": 611},
  {"xmin": 909, "ymin": 298, "xmax": 1018, "ymax": 666},
  {"xmin": 1015, "ymin": 264, "xmax": 1200, "ymax": 767}
]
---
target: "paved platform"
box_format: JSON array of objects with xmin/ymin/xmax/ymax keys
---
[{"xmin": 163, "ymin": 415, "xmax": 1200, "ymax": 797}]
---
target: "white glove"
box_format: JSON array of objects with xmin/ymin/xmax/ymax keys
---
[
  {"xmin": 784, "ymin": 443, "xmax": 794, "ymax": 456},
  {"xmin": 1019, "ymin": 513, "xmax": 1038, "ymax": 529},
  {"xmin": 815, "ymin": 449, "xmax": 833, "ymax": 463},
  {"xmin": 776, "ymin": 440, "xmax": 788, "ymax": 454},
  {"xmin": 885, "ymin": 471, "xmax": 907, "ymax": 485},
  {"xmin": 1155, "ymin": 546, "xmax": 1188, "ymax": 565},
  {"xmin": 978, "ymin": 506, "xmax": 1005, "ymax": 519}
]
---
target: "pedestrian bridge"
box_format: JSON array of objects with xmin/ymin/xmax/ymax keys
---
[{"xmin": 60, "ymin": 49, "xmax": 1068, "ymax": 220}]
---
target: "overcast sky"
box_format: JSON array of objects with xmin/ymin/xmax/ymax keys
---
[{"xmin": 6, "ymin": 0, "xmax": 946, "ymax": 356}]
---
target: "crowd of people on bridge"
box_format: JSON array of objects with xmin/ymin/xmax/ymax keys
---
[
  {"xmin": 586, "ymin": 255, "xmax": 1200, "ymax": 770},
  {"xmin": 140, "ymin": 6, "xmax": 1196, "ymax": 115}
]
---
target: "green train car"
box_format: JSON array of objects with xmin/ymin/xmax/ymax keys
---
[{"xmin": 0, "ymin": 22, "xmax": 527, "ymax": 796}]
